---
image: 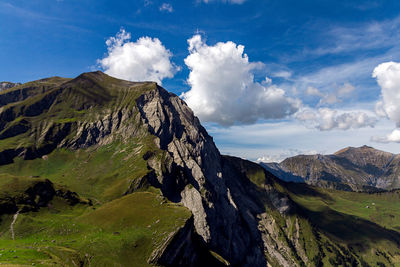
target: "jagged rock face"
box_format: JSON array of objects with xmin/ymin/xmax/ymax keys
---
[
  {"xmin": 136, "ymin": 86, "xmax": 267, "ymax": 266},
  {"xmin": 261, "ymin": 145, "xmax": 400, "ymax": 191}
]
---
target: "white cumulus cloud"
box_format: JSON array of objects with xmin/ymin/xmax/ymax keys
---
[
  {"xmin": 181, "ymin": 35, "xmax": 299, "ymax": 126},
  {"xmin": 98, "ymin": 29, "xmax": 178, "ymax": 85},
  {"xmin": 372, "ymin": 61, "xmax": 400, "ymax": 126},
  {"xmin": 295, "ymin": 108, "xmax": 377, "ymax": 131},
  {"xmin": 371, "ymin": 61, "xmax": 400, "ymax": 143},
  {"xmin": 372, "ymin": 129, "xmax": 400, "ymax": 143}
]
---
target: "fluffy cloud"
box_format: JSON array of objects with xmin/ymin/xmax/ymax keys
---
[
  {"xmin": 372, "ymin": 129, "xmax": 400, "ymax": 143},
  {"xmin": 98, "ymin": 29, "xmax": 178, "ymax": 85},
  {"xmin": 181, "ymin": 35, "xmax": 299, "ymax": 126},
  {"xmin": 295, "ymin": 108, "xmax": 377, "ymax": 131},
  {"xmin": 159, "ymin": 3, "xmax": 173, "ymax": 12},
  {"xmin": 372, "ymin": 62, "xmax": 400, "ymax": 126},
  {"xmin": 371, "ymin": 61, "xmax": 400, "ymax": 143}
]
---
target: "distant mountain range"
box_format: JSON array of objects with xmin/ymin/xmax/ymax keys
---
[{"xmin": 260, "ymin": 145, "xmax": 400, "ymax": 191}]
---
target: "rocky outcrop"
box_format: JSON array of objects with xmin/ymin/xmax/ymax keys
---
[
  {"xmin": 149, "ymin": 216, "xmax": 228, "ymax": 267},
  {"xmin": 0, "ymin": 179, "xmax": 88, "ymax": 215},
  {"xmin": 0, "ymin": 82, "xmax": 20, "ymax": 91}
]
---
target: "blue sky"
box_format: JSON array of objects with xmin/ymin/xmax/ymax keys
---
[{"xmin": 2, "ymin": 0, "xmax": 400, "ymax": 161}]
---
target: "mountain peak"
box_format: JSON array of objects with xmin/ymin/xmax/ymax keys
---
[
  {"xmin": 75, "ymin": 70, "xmax": 108, "ymax": 80},
  {"xmin": 333, "ymin": 146, "xmax": 352, "ymax": 155},
  {"xmin": 333, "ymin": 145, "xmax": 387, "ymax": 156}
]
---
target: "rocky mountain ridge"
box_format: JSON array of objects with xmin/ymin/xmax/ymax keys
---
[{"xmin": 261, "ymin": 145, "xmax": 400, "ymax": 191}]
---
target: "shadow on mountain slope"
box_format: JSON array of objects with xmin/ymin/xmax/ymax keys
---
[{"xmin": 282, "ymin": 182, "xmax": 400, "ymax": 253}]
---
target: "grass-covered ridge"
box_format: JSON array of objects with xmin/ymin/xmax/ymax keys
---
[{"xmin": 0, "ymin": 71, "xmax": 158, "ymax": 156}]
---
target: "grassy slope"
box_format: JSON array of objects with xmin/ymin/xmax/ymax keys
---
[
  {"xmin": 0, "ymin": 73, "xmax": 191, "ymax": 266},
  {"xmin": 0, "ymin": 192, "xmax": 190, "ymax": 266},
  {"xmin": 0, "ymin": 137, "xmax": 191, "ymax": 266},
  {"xmin": 0, "ymin": 138, "xmax": 158, "ymax": 202}
]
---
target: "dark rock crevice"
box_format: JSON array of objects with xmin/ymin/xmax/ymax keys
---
[{"xmin": 151, "ymin": 217, "xmax": 228, "ymax": 267}]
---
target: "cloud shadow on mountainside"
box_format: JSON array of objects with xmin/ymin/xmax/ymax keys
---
[
  {"xmin": 268, "ymin": 174, "xmax": 400, "ymax": 253},
  {"xmin": 293, "ymin": 199, "xmax": 400, "ymax": 253}
]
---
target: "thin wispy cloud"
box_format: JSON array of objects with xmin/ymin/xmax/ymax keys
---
[
  {"xmin": 0, "ymin": 2, "xmax": 63, "ymax": 22},
  {"xmin": 290, "ymin": 46, "xmax": 400, "ymax": 99},
  {"xmin": 301, "ymin": 15, "xmax": 400, "ymax": 58}
]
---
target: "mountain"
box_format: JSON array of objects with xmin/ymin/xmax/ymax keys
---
[
  {"xmin": 0, "ymin": 81, "xmax": 21, "ymax": 91},
  {"xmin": 0, "ymin": 72, "xmax": 399, "ymax": 266},
  {"xmin": 260, "ymin": 162, "xmax": 305, "ymax": 183},
  {"xmin": 261, "ymin": 146, "xmax": 400, "ymax": 192}
]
